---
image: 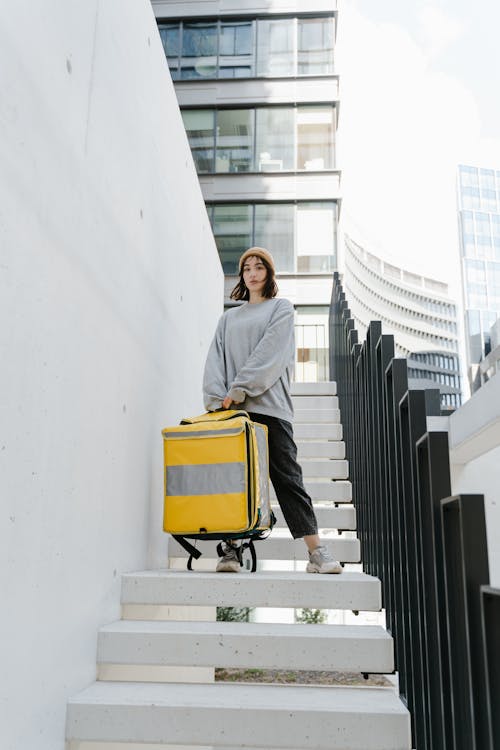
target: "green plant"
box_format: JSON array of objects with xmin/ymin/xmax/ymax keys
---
[
  {"xmin": 216, "ymin": 606, "xmax": 253, "ymax": 622},
  {"xmin": 295, "ymin": 607, "xmax": 327, "ymax": 624}
]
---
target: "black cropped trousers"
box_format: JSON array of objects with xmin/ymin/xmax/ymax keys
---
[{"xmin": 247, "ymin": 412, "xmax": 318, "ymax": 539}]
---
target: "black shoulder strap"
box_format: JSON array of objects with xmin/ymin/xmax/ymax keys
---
[{"xmin": 172, "ymin": 535, "xmax": 202, "ymax": 564}]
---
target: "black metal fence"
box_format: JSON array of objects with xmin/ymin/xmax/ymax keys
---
[{"xmin": 330, "ymin": 272, "xmax": 499, "ymax": 750}]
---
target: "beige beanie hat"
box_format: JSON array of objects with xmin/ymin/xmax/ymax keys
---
[{"xmin": 238, "ymin": 246, "xmax": 276, "ymax": 274}]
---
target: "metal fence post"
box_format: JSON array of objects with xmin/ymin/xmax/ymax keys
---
[
  {"xmin": 441, "ymin": 495, "xmax": 490, "ymax": 750},
  {"xmin": 480, "ymin": 586, "xmax": 500, "ymax": 750},
  {"xmin": 415, "ymin": 431, "xmax": 453, "ymax": 750}
]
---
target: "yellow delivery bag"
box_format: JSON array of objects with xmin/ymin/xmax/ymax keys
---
[{"xmin": 162, "ymin": 410, "xmax": 274, "ymax": 571}]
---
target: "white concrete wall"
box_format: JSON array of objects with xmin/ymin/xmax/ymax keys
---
[
  {"xmin": 449, "ymin": 375, "xmax": 500, "ymax": 586},
  {"xmin": 174, "ymin": 77, "xmax": 340, "ymax": 108},
  {"xmin": 451, "ymin": 447, "xmax": 500, "ymax": 587},
  {"xmin": 0, "ymin": 2, "xmax": 222, "ymax": 748},
  {"xmin": 152, "ymin": 0, "xmax": 337, "ymax": 18}
]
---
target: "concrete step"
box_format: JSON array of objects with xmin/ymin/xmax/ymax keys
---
[
  {"xmin": 271, "ymin": 480, "xmax": 352, "ymax": 503},
  {"xmin": 300, "ymin": 458, "xmax": 348, "ymax": 479},
  {"xmin": 66, "ymin": 681, "xmax": 411, "ymax": 749},
  {"xmin": 294, "ymin": 408, "xmax": 340, "ymax": 424},
  {"xmin": 291, "ymin": 381, "xmax": 337, "ymax": 396},
  {"xmin": 292, "ymin": 395, "xmax": 339, "ymax": 410},
  {"xmin": 97, "ymin": 620, "xmax": 394, "ymax": 673},
  {"xmin": 297, "ymin": 440, "xmax": 346, "ymax": 459},
  {"xmin": 273, "ymin": 504, "xmax": 356, "ymax": 530},
  {"xmin": 294, "ymin": 423, "xmax": 343, "ymax": 440},
  {"xmin": 169, "ymin": 533, "xmax": 360, "ymax": 564},
  {"xmin": 121, "ymin": 570, "xmax": 382, "ymax": 611}
]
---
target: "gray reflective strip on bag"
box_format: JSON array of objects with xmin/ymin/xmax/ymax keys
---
[
  {"xmin": 166, "ymin": 462, "xmax": 246, "ymax": 497},
  {"xmin": 254, "ymin": 424, "xmax": 271, "ymax": 527},
  {"xmin": 163, "ymin": 427, "xmax": 243, "ymax": 440}
]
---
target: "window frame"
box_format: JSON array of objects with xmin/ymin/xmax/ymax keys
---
[
  {"xmin": 181, "ymin": 103, "xmax": 336, "ymax": 174},
  {"xmin": 207, "ymin": 200, "xmax": 338, "ymax": 275},
  {"xmin": 157, "ymin": 14, "xmax": 336, "ymax": 81}
]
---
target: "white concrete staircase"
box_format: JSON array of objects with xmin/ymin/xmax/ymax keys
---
[{"xmin": 65, "ymin": 382, "xmax": 412, "ymax": 750}]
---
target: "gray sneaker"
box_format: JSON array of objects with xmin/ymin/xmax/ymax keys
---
[
  {"xmin": 216, "ymin": 543, "xmax": 240, "ymax": 573},
  {"xmin": 306, "ymin": 545, "xmax": 343, "ymax": 574}
]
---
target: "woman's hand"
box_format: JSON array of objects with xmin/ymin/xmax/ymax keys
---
[{"xmin": 222, "ymin": 395, "xmax": 243, "ymax": 410}]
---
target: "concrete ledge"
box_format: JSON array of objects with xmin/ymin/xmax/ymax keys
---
[
  {"xmin": 199, "ymin": 171, "xmax": 341, "ymax": 203},
  {"xmin": 449, "ymin": 375, "xmax": 500, "ymax": 464},
  {"xmin": 292, "ymin": 395, "xmax": 339, "ymax": 409},
  {"xmin": 97, "ymin": 621, "xmax": 393, "ymax": 673},
  {"xmin": 272, "ymin": 503, "xmax": 356, "ymax": 530},
  {"xmin": 300, "ymin": 458, "xmax": 348, "ymax": 479},
  {"xmin": 271, "ymin": 480, "xmax": 352, "ymax": 502},
  {"xmin": 294, "ymin": 423, "xmax": 343, "ymax": 440},
  {"xmin": 174, "ymin": 75, "xmax": 340, "ymax": 108},
  {"xmin": 121, "ymin": 570, "xmax": 381, "ymax": 611},
  {"xmin": 297, "ymin": 440, "xmax": 345, "ymax": 459},
  {"xmin": 294, "ymin": 408, "xmax": 341, "ymax": 423},
  {"xmin": 291, "ymin": 382, "xmax": 337, "ymax": 396},
  {"xmin": 66, "ymin": 681, "xmax": 410, "ymax": 749},
  {"xmin": 152, "ymin": 0, "xmax": 338, "ymax": 20}
]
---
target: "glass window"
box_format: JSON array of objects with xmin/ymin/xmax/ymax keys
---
[
  {"xmin": 297, "ymin": 106, "xmax": 334, "ymax": 170},
  {"xmin": 491, "ymin": 215, "xmax": 500, "ymax": 238},
  {"xmin": 257, "ymin": 19, "xmax": 295, "ymax": 77},
  {"xmin": 480, "ymin": 169, "xmax": 495, "ymax": 190},
  {"xmin": 482, "ymin": 188, "xmax": 496, "ymax": 201},
  {"xmin": 297, "ymin": 18, "xmax": 334, "ymax": 75},
  {"xmin": 180, "ymin": 22, "xmax": 218, "ymax": 79},
  {"xmin": 219, "ymin": 20, "xmax": 254, "ymax": 78},
  {"xmin": 484, "ymin": 310, "xmax": 499, "ymax": 332},
  {"xmin": 181, "ymin": 110, "xmax": 215, "ymax": 173},
  {"xmin": 466, "ymin": 261, "xmax": 487, "ymax": 308},
  {"xmin": 210, "ymin": 202, "xmax": 337, "ymax": 274},
  {"xmin": 464, "ymin": 237, "xmax": 476, "ymax": 257},
  {"xmin": 159, "ymin": 24, "xmax": 180, "ymax": 57},
  {"xmin": 476, "ymin": 235, "xmax": 493, "ymax": 259},
  {"xmin": 216, "ymin": 110, "xmax": 254, "ymax": 172},
  {"xmin": 256, "ymin": 108, "xmax": 294, "ymax": 171},
  {"xmin": 469, "ymin": 289, "xmax": 489, "ymax": 309},
  {"xmin": 220, "ymin": 21, "xmax": 252, "ymax": 55},
  {"xmin": 212, "ymin": 205, "xmax": 253, "ymax": 273},
  {"xmin": 158, "ymin": 16, "xmax": 336, "ymax": 80},
  {"xmin": 159, "ymin": 23, "xmax": 180, "ymax": 79},
  {"xmin": 487, "ymin": 262, "xmax": 500, "ymax": 298},
  {"xmin": 480, "ymin": 191, "xmax": 497, "ymax": 212},
  {"xmin": 461, "ymin": 210, "xmax": 474, "ymax": 235},
  {"xmin": 295, "ymin": 306, "xmax": 330, "ymax": 382},
  {"xmin": 461, "ymin": 186, "xmax": 481, "ymax": 210},
  {"xmin": 475, "ymin": 212, "xmax": 491, "ymax": 236},
  {"xmin": 254, "ymin": 204, "xmax": 295, "ymax": 272},
  {"xmin": 459, "ymin": 165, "xmax": 479, "ymax": 188},
  {"xmin": 297, "ymin": 202, "xmax": 336, "ymax": 272}
]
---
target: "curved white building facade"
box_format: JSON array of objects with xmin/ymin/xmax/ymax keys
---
[{"xmin": 344, "ymin": 234, "xmax": 462, "ymax": 409}]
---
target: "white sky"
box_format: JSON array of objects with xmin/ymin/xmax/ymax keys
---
[{"xmin": 336, "ymin": 0, "xmax": 500, "ymax": 300}]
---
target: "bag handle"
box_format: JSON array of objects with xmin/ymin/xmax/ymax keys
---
[{"xmin": 180, "ymin": 409, "xmax": 249, "ymax": 425}]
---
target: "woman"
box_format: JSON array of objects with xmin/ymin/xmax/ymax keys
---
[{"xmin": 203, "ymin": 246, "xmax": 342, "ymax": 574}]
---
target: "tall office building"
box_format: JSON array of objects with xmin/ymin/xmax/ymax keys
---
[
  {"xmin": 457, "ymin": 164, "xmax": 500, "ymax": 392},
  {"xmin": 344, "ymin": 234, "xmax": 461, "ymax": 410},
  {"xmin": 152, "ymin": 1, "xmax": 340, "ymax": 381}
]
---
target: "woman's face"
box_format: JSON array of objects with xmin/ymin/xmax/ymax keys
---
[{"xmin": 242, "ymin": 256, "xmax": 268, "ymax": 296}]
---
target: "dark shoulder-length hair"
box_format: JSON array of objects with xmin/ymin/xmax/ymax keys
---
[{"xmin": 230, "ymin": 255, "xmax": 279, "ymax": 301}]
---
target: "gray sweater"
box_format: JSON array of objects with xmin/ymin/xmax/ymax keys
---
[{"xmin": 203, "ymin": 297, "xmax": 295, "ymax": 423}]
